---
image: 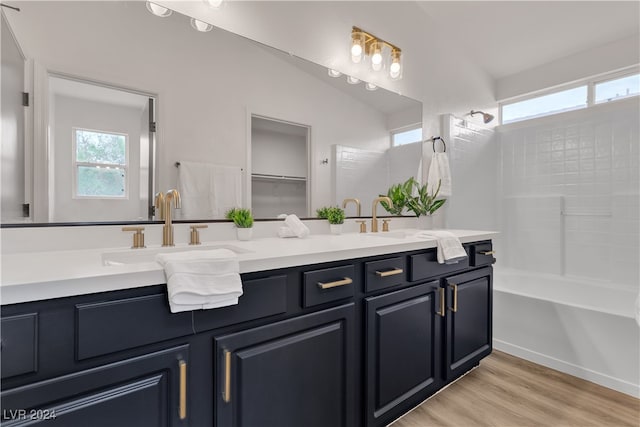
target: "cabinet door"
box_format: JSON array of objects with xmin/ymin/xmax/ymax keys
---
[
  {"xmin": 365, "ymin": 281, "xmax": 442, "ymax": 427},
  {"xmin": 444, "ymin": 267, "xmax": 492, "ymax": 381},
  {"xmin": 215, "ymin": 304, "xmax": 354, "ymax": 427},
  {"xmin": 0, "ymin": 345, "xmax": 189, "ymax": 427}
]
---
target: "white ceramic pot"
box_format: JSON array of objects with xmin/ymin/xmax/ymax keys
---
[
  {"xmin": 330, "ymin": 224, "xmax": 343, "ymax": 235},
  {"xmin": 236, "ymin": 227, "xmax": 253, "ymax": 241},
  {"xmin": 415, "ymin": 215, "xmax": 433, "ymax": 229}
]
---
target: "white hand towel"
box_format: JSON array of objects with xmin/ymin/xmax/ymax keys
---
[
  {"xmin": 156, "ymin": 249, "xmax": 243, "ymax": 313},
  {"xmin": 284, "ymin": 214, "xmax": 310, "ymax": 238},
  {"xmin": 415, "ymin": 230, "xmax": 467, "ymax": 264},
  {"xmin": 178, "ymin": 160, "xmax": 215, "ymax": 219},
  {"xmin": 427, "ymin": 152, "xmax": 452, "ymax": 198},
  {"xmin": 211, "ymin": 165, "xmax": 243, "ymax": 218}
]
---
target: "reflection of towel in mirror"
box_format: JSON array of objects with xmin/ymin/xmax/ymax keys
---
[
  {"xmin": 156, "ymin": 249, "xmax": 243, "ymax": 313},
  {"xmin": 178, "ymin": 161, "xmax": 242, "ymax": 219},
  {"xmin": 415, "ymin": 230, "xmax": 467, "ymax": 264},
  {"xmin": 427, "ymin": 152, "xmax": 452, "ymax": 198}
]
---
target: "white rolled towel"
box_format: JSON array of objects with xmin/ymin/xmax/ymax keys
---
[
  {"xmin": 277, "ymin": 226, "xmax": 298, "ymax": 238},
  {"xmin": 284, "ymin": 214, "xmax": 310, "ymax": 238}
]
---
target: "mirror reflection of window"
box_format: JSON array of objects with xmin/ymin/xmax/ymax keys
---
[
  {"xmin": 73, "ymin": 128, "xmax": 128, "ymax": 198},
  {"xmin": 391, "ymin": 126, "xmax": 423, "ymax": 147}
]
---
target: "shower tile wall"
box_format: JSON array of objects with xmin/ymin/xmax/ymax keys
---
[{"xmin": 499, "ymin": 102, "xmax": 639, "ymax": 288}]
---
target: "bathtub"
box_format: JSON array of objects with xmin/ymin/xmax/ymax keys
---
[{"xmin": 493, "ymin": 268, "xmax": 640, "ymax": 398}]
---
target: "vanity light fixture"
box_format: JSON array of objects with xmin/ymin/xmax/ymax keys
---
[
  {"xmin": 146, "ymin": 1, "xmax": 172, "ymax": 17},
  {"xmin": 346, "ymin": 75, "xmax": 360, "ymax": 85},
  {"xmin": 350, "ymin": 27, "xmax": 402, "ymax": 80},
  {"xmin": 190, "ymin": 18, "xmax": 213, "ymax": 32},
  {"xmin": 203, "ymin": 0, "xmax": 223, "ymax": 8},
  {"xmin": 365, "ymin": 82, "xmax": 378, "ymax": 91},
  {"xmin": 328, "ymin": 69, "xmax": 342, "ymax": 78}
]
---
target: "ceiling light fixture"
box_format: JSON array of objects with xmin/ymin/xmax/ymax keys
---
[
  {"xmin": 190, "ymin": 18, "xmax": 213, "ymax": 32},
  {"xmin": 203, "ymin": 0, "xmax": 223, "ymax": 8},
  {"xmin": 346, "ymin": 76, "xmax": 360, "ymax": 85},
  {"xmin": 365, "ymin": 82, "xmax": 378, "ymax": 91},
  {"xmin": 146, "ymin": 1, "xmax": 172, "ymax": 17},
  {"xmin": 350, "ymin": 26, "xmax": 402, "ymax": 80},
  {"xmin": 328, "ymin": 69, "xmax": 342, "ymax": 78}
]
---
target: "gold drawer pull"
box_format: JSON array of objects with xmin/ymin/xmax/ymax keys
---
[
  {"xmin": 375, "ymin": 268, "xmax": 404, "ymax": 277},
  {"xmin": 179, "ymin": 360, "xmax": 187, "ymax": 420},
  {"xmin": 449, "ymin": 284, "xmax": 458, "ymax": 312},
  {"xmin": 223, "ymin": 350, "xmax": 231, "ymax": 403},
  {"xmin": 437, "ymin": 288, "xmax": 445, "ymax": 317},
  {"xmin": 317, "ymin": 277, "xmax": 353, "ymax": 289},
  {"xmin": 479, "ymin": 250, "xmax": 495, "ymax": 255}
]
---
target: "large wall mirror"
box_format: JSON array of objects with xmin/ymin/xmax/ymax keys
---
[{"xmin": 1, "ymin": 1, "xmax": 423, "ymax": 225}]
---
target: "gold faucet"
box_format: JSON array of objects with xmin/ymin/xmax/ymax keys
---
[
  {"xmin": 154, "ymin": 192, "xmax": 165, "ymax": 220},
  {"xmin": 371, "ymin": 196, "xmax": 393, "ymax": 233},
  {"xmin": 342, "ymin": 198, "xmax": 361, "ymax": 216},
  {"xmin": 162, "ymin": 189, "xmax": 182, "ymax": 246}
]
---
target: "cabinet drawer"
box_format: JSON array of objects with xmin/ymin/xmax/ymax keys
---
[
  {"xmin": 195, "ymin": 275, "xmax": 288, "ymax": 332},
  {"xmin": 470, "ymin": 242, "xmax": 496, "ymax": 267},
  {"xmin": 364, "ymin": 256, "xmax": 407, "ymax": 293},
  {"xmin": 1, "ymin": 313, "xmax": 38, "ymax": 379},
  {"xmin": 409, "ymin": 247, "xmax": 470, "ymax": 282},
  {"xmin": 76, "ymin": 294, "xmax": 193, "ymax": 360},
  {"xmin": 303, "ymin": 265, "xmax": 355, "ymax": 307}
]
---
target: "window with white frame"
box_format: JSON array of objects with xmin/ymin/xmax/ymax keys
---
[
  {"xmin": 594, "ymin": 73, "xmax": 640, "ymax": 104},
  {"xmin": 500, "ymin": 69, "xmax": 640, "ymax": 125},
  {"xmin": 73, "ymin": 128, "xmax": 128, "ymax": 198},
  {"xmin": 391, "ymin": 125, "xmax": 423, "ymax": 147}
]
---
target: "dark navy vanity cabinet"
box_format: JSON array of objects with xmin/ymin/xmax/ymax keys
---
[{"xmin": 0, "ymin": 240, "xmax": 494, "ymax": 427}]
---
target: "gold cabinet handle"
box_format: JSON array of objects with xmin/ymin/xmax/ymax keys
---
[
  {"xmin": 223, "ymin": 350, "xmax": 231, "ymax": 403},
  {"xmin": 437, "ymin": 288, "xmax": 445, "ymax": 317},
  {"xmin": 179, "ymin": 360, "xmax": 187, "ymax": 420},
  {"xmin": 317, "ymin": 277, "xmax": 353, "ymax": 289},
  {"xmin": 449, "ymin": 284, "xmax": 458, "ymax": 312},
  {"xmin": 375, "ymin": 268, "xmax": 404, "ymax": 277},
  {"xmin": 479, "ymin": 250, "xmax": 495, "ymax": 255}
]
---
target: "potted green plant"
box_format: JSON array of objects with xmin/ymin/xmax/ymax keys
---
[
  {"xmin": 225, "ymin": 208, "xmax": 254, "ymax": 240},
  {"xmin": 317, "ymin": 206, "xmax": 345, "ymax": 234},
  {"xmin": 379, "ymin": 177, "xmax": 416, "ymax": 216},
  {"xmin": 406, "ymin": 180, "xmax": 446, "ymax": 228}
]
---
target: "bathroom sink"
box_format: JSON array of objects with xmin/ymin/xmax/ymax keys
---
[{"xmin": 102, "ymin": 244, "xmax": 252, "ymax": 266}]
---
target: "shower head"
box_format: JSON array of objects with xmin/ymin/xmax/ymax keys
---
[{"xmin": 469, "ymin": 110, "xmax": 495, "ymax": 124}]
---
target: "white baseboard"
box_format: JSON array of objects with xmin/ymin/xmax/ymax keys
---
[{"xmin": 493, "ymin": 339, "xmax": 640, "ymax": 399}]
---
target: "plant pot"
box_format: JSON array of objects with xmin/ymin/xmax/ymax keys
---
[
  {"xmin": 415, "ymin": 215, "xmax": 433, "ymax": 229},
  {"xmin": 236, "ymin": 227, "xmax": 253, "ymax": 241},
  {"xmin": 330, "ymin": 224, "xmax": 343, "ymax": 235}
]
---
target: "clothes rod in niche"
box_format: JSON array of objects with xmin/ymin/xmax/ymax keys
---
[
  {"xmin": 251, "ymin": 173, "xmax": 306, "ymax": 182},
  {"xmin": 175, "ymin": 162, "xmax": 243, "ymax": 171}
]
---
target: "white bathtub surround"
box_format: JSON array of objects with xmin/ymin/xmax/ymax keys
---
[{"xmin": 494, "ymin": 268, "xmax": 640, "ymax": 398}]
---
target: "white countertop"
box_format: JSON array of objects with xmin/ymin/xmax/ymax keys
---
[{"xmin": 1, "ymin": 229, "xmax": 497, "ymax": 305}]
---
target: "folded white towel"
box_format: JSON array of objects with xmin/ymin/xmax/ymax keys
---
[
  {"xmin": 284, "ymin": 214, "xmax": 310, "ymax": 238},
  {"xmin": 415, "ymin": 230, "xmax": 467, "ymax": 264},
  {"xmin": 427, "ymin": 152, "xmax": 452, "ymax": 198},
  {"xmin": 278, "ymin": 226, "xmax": 298, "ymax": 238},
  {"xmin": 156, "ymin": 249, "xmax": 243, "ymax": 313}
]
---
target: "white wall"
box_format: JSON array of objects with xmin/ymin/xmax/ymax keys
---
[
  {"xmin": 7, "ymin": 2, "xmax": 400, "ymax": 216},
  {"xmin": 52, "ymin": 95, "xmax": 145, "ymax": 222}
]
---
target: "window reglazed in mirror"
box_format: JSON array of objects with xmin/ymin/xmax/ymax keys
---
[
  {"xmin": 392, "ymin": 126, "xmax": 423, "ymax": 147},
  {"xmin": 595, "ymin": 73, "xmax": 640, "ymax": 104}
]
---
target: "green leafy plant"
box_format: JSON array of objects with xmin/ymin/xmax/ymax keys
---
[
  {"xmin": 326, "ymin": 206, "xmax": 345, "ymax": 225},
  {"xmin": 316, "ymin": 206, "xmax": 331, "ymax": 219},
  {"xmin": 379, "ymin": 177, "xmax": 416, "ymax": 215},
  {"xmin": 225, "ymin": 207, "xmax": 254, "ymax": 228},
  {"xmin": 406, "ymin": 179, "xmax": 446, "ymax": 217}
]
